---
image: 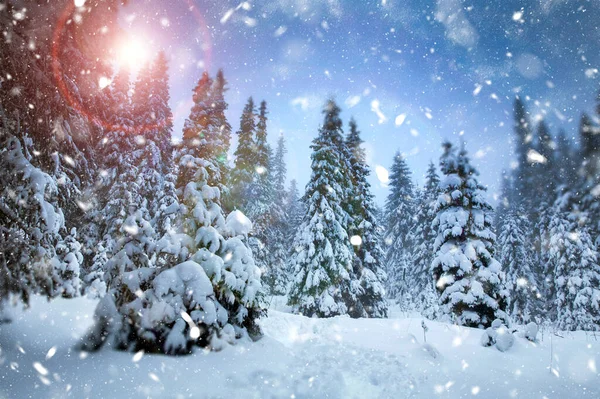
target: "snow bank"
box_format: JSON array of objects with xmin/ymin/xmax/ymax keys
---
[{"xmin": 0, "ymin": 297, "xmax": 598, "ymax": 398}]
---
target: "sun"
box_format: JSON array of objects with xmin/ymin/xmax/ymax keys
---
[{"xmin": 115, "ymin": 35, "xmax": 150, "ymax": 70}]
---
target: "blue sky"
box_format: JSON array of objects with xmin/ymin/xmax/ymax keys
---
[{"xmin": 118, "ymin": 0, "xmax": 600, "ymax": 205}]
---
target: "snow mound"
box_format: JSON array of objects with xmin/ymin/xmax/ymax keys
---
[{"xmin": 225, "ymin": 210, "xmax": 253, "ymax": 236}]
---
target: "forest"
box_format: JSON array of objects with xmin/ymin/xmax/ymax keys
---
[{"xmin": 1, "ymin": 1, "xmax": 599, "ymax": 398}]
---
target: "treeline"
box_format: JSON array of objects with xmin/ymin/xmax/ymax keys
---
[
  {"xmin": 380, "ymin": 95, "xmax": 600, "ymax": 331},
  {"xmin": 2, "ymin": 1, "xmax": 599, "ymax": 361}
]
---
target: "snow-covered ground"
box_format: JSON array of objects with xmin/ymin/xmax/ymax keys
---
[{"xmin": 0, "ymin": 296, "xmax": 599, "ymax": 399}]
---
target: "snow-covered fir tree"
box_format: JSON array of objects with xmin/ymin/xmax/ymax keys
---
[
  {"xmin": 545, "ymin": 210, "xmax": 600, "ymax": 331},
  {"xmin": 345, "ymin": 118, "xmax": 388, "ymax": 318},
  {"xmin": 498, "ymin": 206, "xmax": 539, "ymax": 323},
  {"xmin": 82, "ymin": 85, "xmax": 263, "ymax": 356},
  {"xmin": 229, "ymin": 97, "xmax": 257, "ymax": 212},
  {"xmin": 287, "ymin": 99, "xmax": 359, "ymax": 317},
  {"xmin": 208, "ymin": 69, "xmax": 233, "ymax": 196},
  {"xmin": 82, "ymin": 67, "xmax": 136, "ymax": 297},
  {"xmin": 285, "ymin": 179, "xmax": 304, "ymax": 248},
  {"xmin": 181, "ymin": 70, "xmax": 231, "ymax": 196},
  {"xmin": 245, "ymin": 101, "xmax": 273, "ymax": 291},
  {"xmin": 431, "ymin": 141, "xmax": 509, "ymax": 328},
  {"xmin": 0, "ymin": 124, "xmax": 81, "ymax": 307},
  {"xmin": 383, "ymin": 152, "xmax": 415, "ymax": 305},
  {"xmin": 407, "ymin": 161, "xmax": 440, "ymax": 316},
  {"xmin": 512, "ymin": 97, "xmax": 535, "ymax": 214},
  {"xmin": 263, "ymin": 135, "xmax": 290, "ymax": 295}
]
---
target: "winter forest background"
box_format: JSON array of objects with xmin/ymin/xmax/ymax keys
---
[{"xmin": 1, "ymin": 1, "xmax": 600, "ymax": 398}]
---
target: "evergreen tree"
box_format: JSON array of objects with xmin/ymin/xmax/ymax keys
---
[
  {"xmin": 555, "ymin": 129, "xmax": 577, "ymax": 187},
  {"xmin": 229, "ymin": 97, "xmax": 257, "ymax": 211},
  {"xmin": 498, "ymin": 207, "xmax": 539, "ymax": 323},
  {"xmin": 345, "ymin": 118, "xmax": 388, "ymax": 318},
  {"xmin": 242, "ymin": 101, "xmax": 273, "ymax": 294},
  {"xmin": 408, "ymin": 161, "xmax": 440, "ymax": 315},
  {"xmin": 209, "ymin": 69, "xmax": 233, "ymax": 195},
  {"xmin": 263, "ymin": 135, "xmax": 289, "ymax": 295},
  {"xmin": 82, "ymin": 97, "xmax": 263, "ymax": 356},
  {"xmin": 287, "ymin": 100, "xmax": 358, "ymax": 317},
  {"xmin": 532, "ymin": 121, "xmax": 556, "ymax": 205},
  {"xmin": 285, "ymin": 179, "xmax": 305, "ymax": 249},
  {"xmin": 546, "ymin": 211, "xmax": 600, "ymax": 331},
  {"xmin": 431, "ymin": 141, "xmax": 509, "ymax": 328},
  {"xmin": 181, "ymin": 70, "xmax": 231, "ymax": 196},
  {"xmin": 0, "ymin": 125, "xmax": 81, "ymax": 307},
  {"xmin": 82, "ymin": 67, "xmax": 136, "ymax": 297},
  {"xmin": 512, "ymin": 97, "xmax": 534, "ymax": 212},
  {"xmin": 383, "ymin": 152, "xmax": 415, "ymax": 304}
]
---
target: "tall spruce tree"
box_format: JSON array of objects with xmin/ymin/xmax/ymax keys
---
[
  {"xmin": 407, "ymin": 161, "xmax": 440, "ymax": 315},
  {"xmin": 431, "ymin": 141, "xmax": 508, "ymax": 328},
  {"xmin": 498, "ymin": 206, "xmax": 539, "ymax": 323},
  {"xmin": 383, "ymin": 152, "xmax": 415, "ymax": 304},
  {"xmin": 0, "ymin": 123, "xmax": 82, "ymax": 307},
  {"xmin": 229, "ymin": 97, "xmax": 257, "ymax": 212},
  {"xmin": 246, "ymin": 101, "xmax": 274, "ymax": 293},
  {"xmin": 263, "ymin": 135, "xmax": 290, "ymax": 295},
  {"xmin": 83, "ymin": 67, "xmax": 137, "ymax": 297},
  {"xmin": 546, "ymin": 210, "xmax": 600, "ymax": 331},
  {"xmin": 209, "ymin": 69, "xmax": 232, "ymax": 196},
  {"xmin": 512, "ymin": 97, "xmax": 535, "ymax": 212},
  {"xmin": 285, "ymin": 179, "xmax": 305, "ymax": 249},
  {"xmin": 287, "ymin": 100, "xmax": 359, "ymax": 317},
  {"xmin": 345, "ymin": 119, "xmax": 388, "ymax": 318}
]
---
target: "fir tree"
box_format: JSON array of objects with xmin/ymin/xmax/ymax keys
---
[
  {"xmin": 408, "ymin": 161, "xmax": 440, "ymax": 315},
  {"xmin": 431, "ymin": 141, "xmax": 509, "ymax": 328},
  {"xmin": 532, "ymin": 121, "xmax": 556, "ymax": 205},
  {"xmin": 0, "ymin": 126, "xmax": 81, "ymax": 307},
  {"xmin": 512, "ymin": 97, "xmax": 534, "ymax": 213},
  {"xmin": 383, "ymin": 152, "xmax": 415, "ymax": 304},
  {"xmin": 345, "ymin": 118, "xmax": 388, "ymax": 318},
  {"xmin": 287, "ymin": 99, "xmax": 358, "ymax": 317},
  {"xmin": 181, "ymin": 70, "xmax": 231, "ymax": 195},
  {"xmin": 82, "ymin": 98, "xmax": 263, "ymax": 356},
  {"xmin": 209, "ymin": 69, "xmax": 233, "ymax": 195},
  {"xmin": 244, "ymin": 101, "xmax": 273, "ymax": 293},
  {"xmin": 498, "ymin": 207, "xmax": 539, "ymax": 323},
  {"xmin": 546, "ymin": 211, "xmax": 600, "ymax": 331},
  {"xmin": 285, "ymin": 179, "xmax": 305, "ymax": 249},
  {"xmin": 263, "ymin": 135, "xmax": 290, "ymax": 295},
  {"xmin": 229, "ymin": 97, "xmax": 257, "ymax": 211},
  {"xmin": 555, "ymin": 129, "xmax": 577, "ymax": 187}
]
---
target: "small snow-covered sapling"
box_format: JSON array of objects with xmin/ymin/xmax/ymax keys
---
[{"xmin": 421, "ymin": 320, "xmax": 429, "ymax": 343}]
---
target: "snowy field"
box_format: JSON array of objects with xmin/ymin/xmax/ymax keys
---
[{"xmin": 0, "ymin": 296, "xmax": 598, "ymax": 399}]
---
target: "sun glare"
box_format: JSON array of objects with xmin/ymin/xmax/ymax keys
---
[{"xmin": 115, "ymin": 36, "xmax": 150, "ymax": 70}]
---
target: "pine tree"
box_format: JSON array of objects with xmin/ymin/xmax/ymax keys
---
[
  {"xmin": 532, "ymin": 121, "xmax": 556, "ymax": 205},
  {"xmin": 210, "ymin": 70, "xmax": 233, "ymax": 184},
  {"xmin": 287, "ymin": 100, "xmax": 358, "ymax": 317},
  {"xmin": 239, "ymin": 101, "xmax": 273, "ymax": 294},
  {"xmin": 263, "ymin": 135, "xmax": 289, "ymax": 295},
  {"xmin": 495, "ymin": 170, "xmax": 514, "ymax": 233},
  {"xmin": 181, "ymin": 70, "xmax": 231, "ymax": 196},
  {"xmin": 82, "ymin": 94, "xmax": 263, "ymax": 356},
  {"xmin": 408, "ymin": 161, "xmax": 440, "ymax": 315},
  {"xmin": 345, "ymin": 118, "xmax": 388, "ymax": 318},
  {"xmin": 498, "ymin": 207, "xmax": 539, "ymax": 323},
  {"xmin": 82, "ymin": 67, "xmax": 136, "ymax": 297},
  {"xmin": 0, "ymin": 125, "xmax": 81, "ymax": 307},
  {"xmin": 512, "ymin": 97, "xmax": 535, "ymax": 213},
  {"xmin": 431, "ymin": 141, "xmax": 509, "ymax": 328},
  {"xmin": 546, "ymin": 211, "xmax": 600, "ymax": 331},
  {"xmin": 383, "ymin": 152, "xmax": 415, "ymax": 304},
  {"xmin": 285, "ymin": 179, "xmax": 305, "ymax": 249},
  {"xmin": 555, "ymin": 129, "xmax": 577, "ymax": 187},
  {"xmin": 229, "ymin": 97, "xmax": 257, "ymax": 211}
]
